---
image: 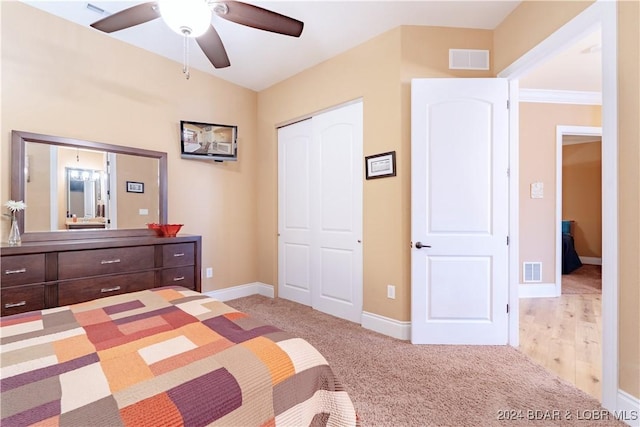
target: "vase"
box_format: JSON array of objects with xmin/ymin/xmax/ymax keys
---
[{"xmin": 8, "ymin": 216, "xmax": 21, "ymax": 246}]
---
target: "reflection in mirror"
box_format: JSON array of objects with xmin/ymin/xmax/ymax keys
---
[
  {"xmin": 66, "ymin": 167, "xmax": 105, "ymax": 229},
  {"xmin": 23, "ymin": 142, "xmax": 162, "ymax": 233},
  {"xmin": 12, "ymin": 130, "xmax": 167, "ymax": 242}
]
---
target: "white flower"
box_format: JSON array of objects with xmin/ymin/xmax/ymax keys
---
[{"xmin": 5, "ymin": 200, "xmax": 27, "ymax": 212}]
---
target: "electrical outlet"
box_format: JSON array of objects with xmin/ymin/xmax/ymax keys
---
[
  {"xmin": 205, "ymin": 267, "xmax": 213, "ymax": 278},
  {"xmin": 387, "ymin": 285, "xmax": 396, "ymax": 299}
]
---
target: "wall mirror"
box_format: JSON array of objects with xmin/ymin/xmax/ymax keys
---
[{"xmin": 11, "ymin": 130, "xmax": 168, "ymax": 242}]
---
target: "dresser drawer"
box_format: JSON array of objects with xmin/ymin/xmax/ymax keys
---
[
  {"xmin": 58, "ymin": 246, "xmax": 154, "ymax": 280},
  {"xmin": 1, "ymin": 285, "xmax": 45, "ymax": 316},
  {"xmin": 160, "ymin": 266, "xmax": 195, "ymax": 290},
  {"xmin": 1, "ymin": 254, "xmax": 46, "ymax": 288},
  {"xmin": 162, "ymin": 243, "xmax": 195, "ymax": 268},
  {"xmin": 58, "ymin": 271, "xmax": 155, "ymax": 306}
]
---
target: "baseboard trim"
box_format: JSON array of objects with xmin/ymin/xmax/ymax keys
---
[
  {"xmin": 519, "ymin": 283, "xmax": 558, "ymax": 298},
  {"xmin": 204, "ymin": 282, "xmax": 274, "ymax": 302},
  {"xmin": 617, "ymin": 390, "xmax": 640, "ymax": 427},
  {"xmin": 361, "ymin": 311, "xmax": 411, "ymax": 341},
  {"xmin": 580, "ymin": 256, "xmax": 602, "ymax": 265}
]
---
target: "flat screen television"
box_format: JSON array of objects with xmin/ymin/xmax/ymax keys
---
[{"xmin": 180, "ymin": 120, "xmax": 238, "ymax": 162}]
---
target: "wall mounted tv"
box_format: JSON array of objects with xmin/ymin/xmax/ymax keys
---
[{"xmin": 180, "ymin": 121, "xmax": 238, "ymax": 162}]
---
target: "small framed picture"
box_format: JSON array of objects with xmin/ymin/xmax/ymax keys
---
[
  {"xmin": 126, "ymin": 181, "xmax": 144, "ymax": 193},
  {"xmin": 365, "ymin": 151, "xmax": 396, "ymax": 180}
]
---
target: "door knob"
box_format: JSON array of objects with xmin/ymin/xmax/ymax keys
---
[{"xmin": 415, "ymin": 241, "xmax": 431, "ymax": 249}]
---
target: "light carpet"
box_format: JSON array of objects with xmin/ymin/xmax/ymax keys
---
[{"xmin": 226, "ymin": 295, "xmax": 623, "ymax": 427}]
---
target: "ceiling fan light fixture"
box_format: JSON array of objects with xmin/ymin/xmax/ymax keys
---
[{"xmin": 158, "ymin": 0, "xmax": 211, "ymax": 37}]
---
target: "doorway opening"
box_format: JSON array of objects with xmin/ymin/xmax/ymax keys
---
[{"xmin": 499, "ymin": 0, "xmax": 617, "ymax": 410}]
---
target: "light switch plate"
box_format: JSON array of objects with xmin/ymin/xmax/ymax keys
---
[{"xmin": 531, "ymin": 182, "xmax": 544, "ymax": 199}]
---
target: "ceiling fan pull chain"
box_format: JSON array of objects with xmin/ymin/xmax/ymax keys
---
[{"xmin": 183, "ymin": 33, "xmax": 190, "ymax": 80}]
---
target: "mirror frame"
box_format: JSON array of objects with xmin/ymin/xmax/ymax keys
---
[{"xmin": 11, "ymin": 130, "xmax": 168, "ymax": 242}]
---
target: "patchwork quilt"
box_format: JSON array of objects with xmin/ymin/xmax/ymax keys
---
[{"xmin": 0, "ymin": 287, "xmax": 357, "ymax": 426}]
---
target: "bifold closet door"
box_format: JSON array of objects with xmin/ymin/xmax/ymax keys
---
[{"xmin": 278, "ymin": 101, "xmax": 363, "ymax": 323}]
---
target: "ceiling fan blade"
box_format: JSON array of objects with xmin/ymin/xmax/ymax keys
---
[
  {"xmin": 215, "ymin": 1, "xmax": 303, "ymax": 37},
  {"xmin": 90, "ymin": 2, "xmax": 160, "ymax": 33},
  {"xmin": 196, "ymin": 25, "xmax": 231, "ymax": 69}
]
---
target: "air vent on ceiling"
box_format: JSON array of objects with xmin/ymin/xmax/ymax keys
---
[
  {"xmin": 449, "ymin": 49, "xmax": 490, "ymax": 70},
  {"xmin": 523, "ymin": 262, "xmax": 542, "ymax": 283}
]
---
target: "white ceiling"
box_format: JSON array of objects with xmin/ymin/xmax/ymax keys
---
[{"xmin": 22, "ymin": 1, "xmax": 600, "ymax": 92}]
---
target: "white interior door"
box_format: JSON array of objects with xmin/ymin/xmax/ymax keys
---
[
  {"xmin": 310, "ymin": 103, "xmax": 363, "ymax": 323},
  {"xmin": 278, "ymin": 119, "xmax": 313, "ymax": 306},
  {"xmin": 411, "ymin": 78, "xmax": 509, "ymax": 345},
  {"xmin": 278, "ymin": 101, "xmax": 363, "ymax": 323}
]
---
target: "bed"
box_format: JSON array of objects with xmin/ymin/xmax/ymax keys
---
[{"xmin": 0, "ymin": 286, "xmax": 357, "ymax": 426}]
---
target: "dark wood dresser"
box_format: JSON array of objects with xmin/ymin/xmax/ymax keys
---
[{"xmin": 0, "ymin": 235, "xmax": 201, "ymax": 316}]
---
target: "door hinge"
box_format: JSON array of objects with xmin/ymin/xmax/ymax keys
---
[
  {"xmin": 507, "ymin": 99, "xmax": 510, "ymax": 109},
  {"xmin": 506, "ymin": 304, "xmax": 510, "ymax": 314},
  {"xmin": 507, "ymin": 236, "xmax": 510, "ymax": 246}
]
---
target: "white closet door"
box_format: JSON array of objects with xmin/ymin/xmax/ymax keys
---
[
  {"xmin": 278, "ymin": 119, "xmax": 313, "ymax": 306},
  {"xmin": 278, "ymin": 101, "xmax": 363, "ymax": 323}
]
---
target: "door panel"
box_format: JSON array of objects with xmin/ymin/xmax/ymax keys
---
[
  {"xmin": 412, "ymin": 78, "xmax": 508, "ymax": 345},
  {"xmin": 278, "ymin": 120, "xmax": 313, "ymax": 305},
  {"xmin": 311, "ymin": 103, "xmax": 363, "ymax": 323}
]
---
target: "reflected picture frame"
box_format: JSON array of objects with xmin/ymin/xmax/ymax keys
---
[
  {"xmin": 365, "ymin": 151, "xmax": 396, "ymax": 180},
  {"xmin": 126, "ymin": 181, "xmax": 144, "ymax": 193}
]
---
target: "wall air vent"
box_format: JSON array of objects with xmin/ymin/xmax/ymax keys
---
[
  {"xmin": 523, "ymin": 262, "xmax": 542, "ymax": 283},
  {"xmin": 449, "ymin": 49, "xmax": 490, "ymax": 70}
]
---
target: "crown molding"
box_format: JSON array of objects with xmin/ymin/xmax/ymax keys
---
[{"xmin": 519, "ymin": 89, "xmax": 602, "ymax": 105}]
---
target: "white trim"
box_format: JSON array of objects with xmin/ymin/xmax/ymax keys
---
[
  {"xmin": 599, "ymin": 0, "xmax": 619, "ymax": 409},
  {"xmin": 519, "ymin": 89, "xmax": 602, "ymax": 105},
  {"xmin": 580, "ymin": 256, "xmax": 602, "ymax": 265},
  {"xmin": 616, "ymin": 390, "xmax": 640, "ymax": 427},
  {"xmin": 499, "ymin": 0, "xmax": 618, "ymax": 410},
  {"xmin": 204, "ymin": 282, "xmax": 274, "ymax": 302},
  {"xmin": 362, "ymin": 311, "xmax": 411, "ymax": 341},
  {"xmin": 508, "ymin": 79, "xmax": 520, "ymax": 346},
  {"xmin": 519, "ymin": 283, "xmax": 558, "ymax": 299},
  {"xmin": 555, "ymin": 125, "xmax": 602, "ymax": 297}
]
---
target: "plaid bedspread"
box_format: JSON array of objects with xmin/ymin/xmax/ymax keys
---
[{"xmin": 0, "ymin": 287, "xmax": 357, "ymax": 426}]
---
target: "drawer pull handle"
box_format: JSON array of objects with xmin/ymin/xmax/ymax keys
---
[
  {"xmin": 101, "ymin": 286, "xmax": 121, "ymax": 293},
  {"xmin": 100, "ymin": 259, "xmax": 121, "ymax": 265},
  {"xmin": 173, "ymin": 276, "xmax": 185, "ymax": 282},
  {"xmin": 4, "ymin": 301, "xmax": 26, "ymax": 308},
  {"xmin": 173, "ymin": 253, "xmax": 185, "ymax": 257},
  {"xmin": 5, "ymin": 268, "xmax": 27, "ymax": 275}
]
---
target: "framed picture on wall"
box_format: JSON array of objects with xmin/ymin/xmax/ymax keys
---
[
  {"xmin": 126, "ymin": 181, "xmax": 144, "ymax": 193},
  {"xmin": 365, "ymin": 151, "xmax": 396, "ymax": 179}
]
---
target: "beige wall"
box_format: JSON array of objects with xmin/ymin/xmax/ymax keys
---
[
  {"xmin": 519, "ymin": 103, "xmax": 601, "ymax": 283},
  {"xmin": 1, "ymin": 2, "xmax": 259, "ymax": 292},
  {"xmin": 257, "ymin": 25, "xmax": 492, "ymax": 321},
  {"xmin": 562, "ymin": 141, "xmax": 602, "ymax": 258},
  {"xmin": 617, "ymin": 0, "xmax": 640, "ymax": 399},
  {"xmin": 496, "ymin": 0, "xmax": 639, "ymax": 401}
]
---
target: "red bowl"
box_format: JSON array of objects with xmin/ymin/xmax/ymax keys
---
[
  {"xmin": 147, "ymin": 223, "xmax": 163, "ymax": 237},
  {"xmin": 160, "ymin": 224, "xmax": 183, "ymax": 237}
]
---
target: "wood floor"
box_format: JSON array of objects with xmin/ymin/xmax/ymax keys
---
[{"xmin": 519, "ymin": 292, "xmax": 602, "ymax": 400}]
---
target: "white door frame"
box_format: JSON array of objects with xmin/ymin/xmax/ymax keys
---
[
  {"xmin": 555, "ymin": 125, "xmax": 602, "ymax": 297},
  {"xmin": 498, "ymin": 0, "xmax": 618, "ymax": 411}
]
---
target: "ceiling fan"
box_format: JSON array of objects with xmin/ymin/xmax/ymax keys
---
[{"xmin": 90, "ymin": 0, "xmax": 304, "ymax": 77}]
